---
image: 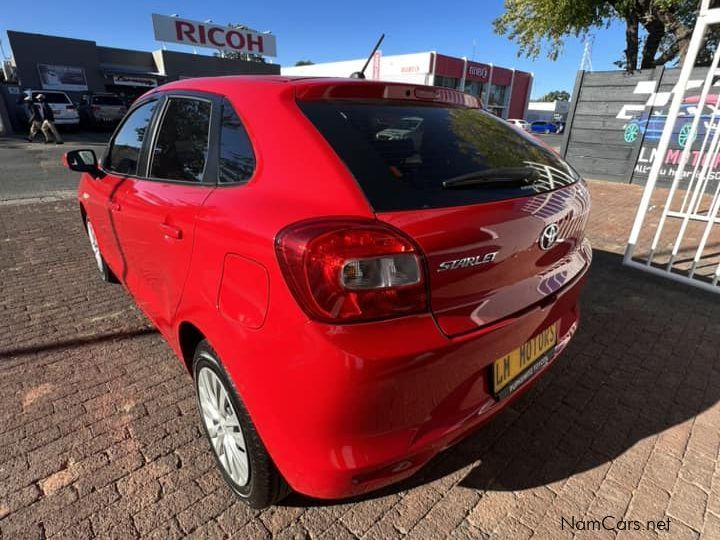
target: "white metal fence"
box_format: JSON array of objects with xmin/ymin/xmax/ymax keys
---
[{"xmin": 624, "ymin": 0, "xmax": 720, "ymax": 293}]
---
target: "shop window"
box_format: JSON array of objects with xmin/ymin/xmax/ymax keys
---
[
  {"xmin": 488, "ymin": 85, "xmax": 509, "ymax": 108},
  {"xmin": 463, "ymin": 81, "xmax": 485, "ymax": 98},
  {"xmin": 434, "ymin": 76, "xmax": 460, "ymax": 90}
]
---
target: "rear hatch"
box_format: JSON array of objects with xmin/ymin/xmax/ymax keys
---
[
  {"xmin": 297, "ymin": 88, "xmax": 590, "ymax": 336},
  {"xmin": 92, "ymin": 95, "xmax": 126, "ymax": 120}
]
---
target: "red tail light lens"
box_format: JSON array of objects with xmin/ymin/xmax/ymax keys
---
[{"xmin": 275, "ymin": 219, "xmax": 427, "ymax": 323}]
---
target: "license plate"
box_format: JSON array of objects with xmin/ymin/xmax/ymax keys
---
[{"xmin": 492, "ymin": 322, "xmax": 558, "ymax": 399}]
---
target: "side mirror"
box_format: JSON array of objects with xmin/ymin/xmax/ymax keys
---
[{"xmin": 63, "ymin": 149, "xmax": 103, "ymax": 179}]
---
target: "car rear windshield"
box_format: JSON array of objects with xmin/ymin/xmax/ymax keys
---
[
  {"xmin": 33, "ymin": 92, "xmax": 70, "ymax": 104},
  {"xmin": 92, "ymin": 96, "xmax": 123, "ymax": 106},
  {"xmin": 298, "ymin": 102, "xmax": 579, "ymax": 211}
]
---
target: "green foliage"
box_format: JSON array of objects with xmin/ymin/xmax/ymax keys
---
[
  {"xmin": 493, "ymin": 0, "xmax": 613, "ymax": 61},
  {"xmin": 494, "ymin": 0, "xmax": 706, "ymax": 72},
  {"xmin": 539, "ymin": 90, "xmax": 571, "ymax": 102}
]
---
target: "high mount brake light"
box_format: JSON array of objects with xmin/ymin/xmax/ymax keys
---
[{"xmin": 275, "ymin": 219, "xmax": 428, "ymax": 323}]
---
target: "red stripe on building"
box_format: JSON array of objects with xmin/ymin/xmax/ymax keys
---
[
  {"xmin": 434, "ymin": 54, "xmax": 464, "ymax": 78},
  {"xmin": 508, "ymin": 71, "xmax": 532, "ymax": 119},
  {"xmin": 491, "ymin": 66, "xmax": 513, "ymax": 86}
]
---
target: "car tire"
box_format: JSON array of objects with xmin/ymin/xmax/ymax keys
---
[
  {"xmin": 85, "ymin": 219, "xmax": 118, "ymax": 283},
  {"xmin": 193, "ymin": 340, "xmax": 291, "ymax": 508}
]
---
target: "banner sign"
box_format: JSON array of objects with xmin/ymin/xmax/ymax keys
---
[
  {"xmin": 151, "ymin": 13, "xmax": 277, "ymax": 57},
  {"xmin": 618, "ymin": 78, "xmax": 717, "ymax": 183},
  {"xmin": 37, "ymin": 64, "xmax": 88, "ymax": 91},
  {"xmin": 112, "ymin": 75, "xmax": 157, "ymax": 87}
]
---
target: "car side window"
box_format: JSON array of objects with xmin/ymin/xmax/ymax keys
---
[
  {"xmin": 219, "ymin": 98, "xmax": 256, "ymax": 184},
  {"xmin": 150, "ymin": 97, "xmax": 212, "ymax": 182},
  {"xmin": 106, "ymin": 100, "xmax": 158, "ymax": 175}
]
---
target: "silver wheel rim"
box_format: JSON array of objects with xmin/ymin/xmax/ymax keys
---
[
  {"xmin": 197, "ymin": 362, "xmax": 250, "ymax": 486},
  {"xmin": 86, "ymin": 221, "xmax": 103, "ymax": 273}
]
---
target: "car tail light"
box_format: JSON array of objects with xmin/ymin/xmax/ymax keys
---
[
  {"xmin": 91, "ymin": 105, "xmax": 101, "ymax": 112},
  {"xmin": 275, "ymin": 219, "xmax": 427, "ymax": 323}
]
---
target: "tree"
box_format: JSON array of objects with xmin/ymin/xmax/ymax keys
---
[
  {"xmin": 493, "ymin": 0, "xmax": 706, "ymax": 73},
  {"xmin": 539, "ymin": 90, "xmax": 571, "ymax": 102},
  {"xmin": 213, "ymin": 23, "xmax": 269, "ymax": 63},
  {"xmin": 294, "ymin": 60, "xmax": 315, "ymax": 66}
]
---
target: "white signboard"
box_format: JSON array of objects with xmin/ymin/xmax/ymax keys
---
[
  {"xmin": 37, "ymin": 64, "xmax": 88, "ymax": 91},
  {"xmin": 112, "ymin": 75, "xmax": 157, "ymax": 87},
  {"xmin": 151, "ymin": 13, "xmax": 277, "ymax": 57}
]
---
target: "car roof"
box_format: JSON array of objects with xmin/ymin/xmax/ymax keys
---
[
  {"xmin": 148, "ymin": 75, "xmax": 482, "ymax": 109},
  {"xmin": 26, "ymin": 89, "xmax": 70, "ymax": 95}
]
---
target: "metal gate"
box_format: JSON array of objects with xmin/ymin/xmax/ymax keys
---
[{"xmin": 624, "ymin": 0, "xmax": 720, "ymax": 293}]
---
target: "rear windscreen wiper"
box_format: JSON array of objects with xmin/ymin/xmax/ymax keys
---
[{"xmin": 442, "ymin": 167, "xmax": 536, "ymax": 189}]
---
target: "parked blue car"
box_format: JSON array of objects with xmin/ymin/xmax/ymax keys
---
[
  {"xmin": 530, "ymin": 121, "xmax": 560, "ymax": 134},
  {"xmin": 623, "ymin": 100, "xmax": 718, "ymax": 148}
]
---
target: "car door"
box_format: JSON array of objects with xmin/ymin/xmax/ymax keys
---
[
  {"xmin": 113, "ymin": 93, "xmax": 218, "ymax": 334},
  {"xmin": 82, "ymin": 98, "xmax": 160, "ymax": 278}
]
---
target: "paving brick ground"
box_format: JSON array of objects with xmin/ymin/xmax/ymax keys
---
[{"xmin": 1, "ymin": 181, "xmax": 719, "ymax": 539}]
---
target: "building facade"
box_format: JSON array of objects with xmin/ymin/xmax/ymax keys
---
[
  {"xmin": 282, "ymin": 52, "xmax": 533, "ymax": 119},
  {"xmin": 5, "ymin": 30, "xmax": 280, "ymax": 104}
]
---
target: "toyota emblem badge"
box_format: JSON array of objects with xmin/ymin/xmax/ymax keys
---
[{"xmin": 539, "ymin": 223, "xmax": 560, "ymax": 250}]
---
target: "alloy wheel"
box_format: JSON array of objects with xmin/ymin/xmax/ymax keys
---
[
  {"xmin": 86, "ymin": 221, "xmax": 103, "ymax": 273},
  {"xmin": 197, "ymin": 363, "xmax": 250, "ymax": 486}
]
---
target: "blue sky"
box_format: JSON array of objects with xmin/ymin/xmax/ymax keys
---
[{"xmin": 1, "ymin": 0, "xmax": 627, "ymax": 99}]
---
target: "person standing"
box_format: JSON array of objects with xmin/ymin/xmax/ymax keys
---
[
  {"xmin": 25, "ymin": 96, "xmax": 43, "ymax": 143},
  {"xmin": 36, "ymin": 94, "xmax": 63, "ymax": 145}
]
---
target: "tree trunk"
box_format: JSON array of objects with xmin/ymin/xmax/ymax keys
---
[
  {"xmin": 654, "ymin": 11, "xmax": 693, "ymax": 67},
  {"xmin": 641, "ymin": 19, "xmax": 665, "ymax": 69},
  {"xmin": 625, "ymin": 14, "xmax": 640, "ymax": 72}
]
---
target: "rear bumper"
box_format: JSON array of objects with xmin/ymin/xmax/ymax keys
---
[{"xmin": 260, "ymin": 245, "xmax": 591, "ymax": 500}]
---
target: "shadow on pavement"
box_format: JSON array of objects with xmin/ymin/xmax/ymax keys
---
[
  {"xmin": 281, "ymin": 249, "xmax": 720, "ymax": 506},
  {"xmin": 0, "ymin": 327, "xmax": 157, "ymax": 360}
]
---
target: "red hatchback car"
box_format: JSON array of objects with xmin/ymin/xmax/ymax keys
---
[{"xmin": 64, "ymin": 76, "xmax": 591, "ymax": 508}]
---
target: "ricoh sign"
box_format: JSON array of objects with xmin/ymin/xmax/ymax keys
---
[{"xmin": 151, "ymin": 13, "xmax": 277, "ymax": 57}]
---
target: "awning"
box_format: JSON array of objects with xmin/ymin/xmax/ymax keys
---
[{"xmin": 99, "ymin": 63, "xmax": 164, "ymax": 77}]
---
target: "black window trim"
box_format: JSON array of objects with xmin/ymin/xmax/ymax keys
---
[
  {"xmin": 144, "ymin": 93, "xmax": 219, "ymax": 186},
  {"xmin": 216, "ymin": 97, "xmax": 257, "ymax": 187},
  {"xmin": 101, "ymin": 91, "xmax": 222, "ymax": 187}
]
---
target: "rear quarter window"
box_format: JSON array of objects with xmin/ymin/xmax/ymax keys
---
[
  {"xmin": 298, "ymin": 102, "xmax": 579, "ymax": 212},
  {"xmin": 34, "ymin": 92, "xmax": 71, "ymax": 104}
]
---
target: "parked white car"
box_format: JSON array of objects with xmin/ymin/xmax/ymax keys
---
[
  {"xmin": 375, "ymin": 116, "xmax": 424, "ymax": 151},
  {"xmin": 507, "ymin": 119, "xmax": 531, "ymax": 131},
  {"xmin": 23, "ymin": 90, "xmax": 80, "ymax": 127}
]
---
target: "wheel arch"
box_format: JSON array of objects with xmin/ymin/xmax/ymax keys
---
[
  {"xmin": 178, "ymin": 321, "xmax": 207, "ymax": 373},
  {"xmin": 79, "ymin": 202, "xmax": 88, "ymax": 227}
]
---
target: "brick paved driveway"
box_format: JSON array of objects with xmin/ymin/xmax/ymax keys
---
[{"xmin": 1, "ymin": 181, "xmax": 719, "ymax": 539}]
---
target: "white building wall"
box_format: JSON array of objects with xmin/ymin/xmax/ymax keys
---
[
  {"xmin": 526, "ymin": 100, "xmax": 570, "ymax": 123},
  {"xmin": 282, "ymin": 52, "xmax": 434, "ymax": 86}
]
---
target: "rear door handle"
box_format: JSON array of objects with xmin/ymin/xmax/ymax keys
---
[{"xmin": 160, "ymin": 223, "xmax": 183, "ymax": 240}]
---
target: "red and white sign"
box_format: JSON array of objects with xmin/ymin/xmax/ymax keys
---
[
  {"xmin": 372, "ymin": 50, "xmax": 381, "ymax": 80},
  {"xmin": 151, "ymin": 13, "xmax": 277, "ymax": 57},
  {"xmin": 466, "ymin": 62, "xmax": 490, "ymax": 82}
]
